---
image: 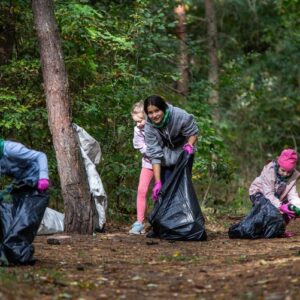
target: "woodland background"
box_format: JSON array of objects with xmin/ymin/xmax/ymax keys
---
[{"xmin": 1, "ymin": 0, "xmax": 300, "ymax": 221}]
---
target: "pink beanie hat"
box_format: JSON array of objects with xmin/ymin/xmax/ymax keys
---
[{"xmin": 278, "ymin": 149, "xmax": 298, "ymax": 172}]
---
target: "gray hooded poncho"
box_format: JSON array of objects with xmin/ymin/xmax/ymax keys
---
[{"xmin": 144, "ymin": 104, "xmax": 198, "ymax": 167}]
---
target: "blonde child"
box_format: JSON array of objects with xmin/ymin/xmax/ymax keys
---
[{"xmin": 129, "ymin": 101, "xmax": 154, "ymax": 234}]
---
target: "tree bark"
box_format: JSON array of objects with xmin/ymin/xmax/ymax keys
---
[
  {"xmin": 205, "ymin": 0, "xmax": 220, "ymax": 121},
  {"xmin": 174, "ymin": 4, "xmax": 189, "ymax": 97},
  {"xmin": 32, "ymin": 0, "xmax": 95, "ymax": 234}
]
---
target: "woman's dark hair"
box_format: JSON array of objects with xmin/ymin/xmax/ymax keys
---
[{"xmin": 144, "ymin": 95, "xmax": 168, "ymax": 115}]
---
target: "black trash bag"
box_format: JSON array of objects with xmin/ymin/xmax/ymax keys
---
[
  {"xmin": 228, "ymin": 197, "xmax": 286, "ymax": 239},
  {"xmin": 148, "ymin": 151, "xmax": 207, "ymax": 241},
  {"xmin": 0, "ymin": 185, "xmax": 49, "ymax": 265},
  {"xmin": 0, "ymin": 185, "xmax": 16, "ymax": 242},
  {"xmin": 0, "ymin": 203, "xmax": 14, "ymax": 241}
]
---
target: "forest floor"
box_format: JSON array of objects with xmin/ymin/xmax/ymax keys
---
[{"xmin": 1, "ymin": 216, "xmax": 300, "ymax": 300}]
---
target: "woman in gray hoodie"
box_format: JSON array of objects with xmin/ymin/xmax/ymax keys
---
[{"xmin": 144, "ymin": 95, "xmax": 198, "ymax": 201}]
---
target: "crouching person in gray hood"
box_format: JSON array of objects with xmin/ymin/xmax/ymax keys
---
[
  {"xmin": 144, "ymin": 95, "xmax": 198, "ymax": 201},
  {"xmin": 0, "ymin": 138, "xmax": 49, "ymax": 266}
]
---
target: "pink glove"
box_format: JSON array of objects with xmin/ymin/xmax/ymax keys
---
[
  {"xmin": 152, "ymin": 181, "xmax": 162, "ymax": 201},
  {"xmin": 283, "ymin": 231, "xmax": 295, "ymax": 238},
  {"xmin": 183, "ymin": 143, "xmax": 194, "ymax": 154},
  {"xmin": 37, "ymin": 178, "xmax": 49, "ymax": 192},
  {"xmin": 279, "ymin": 203, "xmax": 296, "ymax": 221}
]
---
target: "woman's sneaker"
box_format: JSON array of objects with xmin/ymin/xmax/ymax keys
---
[{"xmin": 129, "ymin": 221, "xmax": 145, "ymax": 235}]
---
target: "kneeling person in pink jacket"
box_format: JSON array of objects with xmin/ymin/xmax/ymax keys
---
[{"xmin": 249, "ymin": 149, "xmax": 300, "ymax": 237}]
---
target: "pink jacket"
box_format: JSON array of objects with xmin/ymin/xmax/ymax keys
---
[
  {"xmin": 133, "ymin": 126, "xmax": 152, "ymax": 170},
  {"xmin": 249, "ymin": 161, "xmax": 300, "ymax": 208}
]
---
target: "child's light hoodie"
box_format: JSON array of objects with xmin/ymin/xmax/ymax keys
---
[{"xmin": 133, "ymin": 126, "xmax": 152, "ymax": 170}]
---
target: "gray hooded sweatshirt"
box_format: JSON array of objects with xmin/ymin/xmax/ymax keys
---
[
  {"xmin": 144, "ymin": 104, "xmax": 198, "ymax": 167},
  {"xmin": 0, "ymin": 141, "xmax": 49, "ymax": 187}
]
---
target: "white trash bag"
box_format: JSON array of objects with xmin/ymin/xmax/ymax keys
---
[
  {"xmin": 38, "ymin": 124, "xmax": 107, "ymax": 235},
  {"xmin": 73, "ymin": 123, "xmax": 107, "ymax": 231},
  {"xmin": 37, "ymin": 207, "xmax": 64, "ymax": 235}
]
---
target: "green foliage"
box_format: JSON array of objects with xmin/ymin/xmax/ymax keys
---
[
  {"xmin": 3, "ymin": 0, "xmax": 299, "ymax": 218},
  {"xmin": 218, "ymin": 0, "xmax": 300, "ymax": 181}
]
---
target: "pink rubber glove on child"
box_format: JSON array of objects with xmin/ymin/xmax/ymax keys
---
[
  {"xmin": 152, "ymin": 181, "xmax": 162, "ymax": 201},
  {"xmin": 37, "ymin": 178, "xmax": 49, "ymax": 192},
  {"xmin": 183, "ymin": 143, "xmax": 194, "ymax": 154},
  {"xmin": 279, "ymin": 203, "xmax": 296, "ymax": 221}
]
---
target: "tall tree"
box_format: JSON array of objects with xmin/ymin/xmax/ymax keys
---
[
  {"xmin": 174, "ymin": 3, "xmax": 189, "ymax": 96},
  {"xmin": 0, "ymin": 1, "xmax": 15, "ymax": 65},
  {"xmin": 32, "ymin": 0, "xmax": 95, "ymax": 234},
  {"xmin": 205, "ymin": 0, "xmax": 220, "ymax": 121}
]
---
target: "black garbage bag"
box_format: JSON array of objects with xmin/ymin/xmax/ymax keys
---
[
  {"xmin": 148, "ymin": 152, "xmax": 207, "ymax": 241},
  {"xmin": 0, "ymin": 185, "xmax": 16, "ymax": 241},
  {"xmin": 228, "ymin": 197, "xmax": 285, "ymax": 239},
  {"xmin": 0, "ymin": 185, "xmax": 48, "ymax": 265}
]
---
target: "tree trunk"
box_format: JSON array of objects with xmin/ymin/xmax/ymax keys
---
[
  {"xmin": 0, "ymin": 3, "xmax": 15, "ymax": 65},
  {"xmin": 174, "ymin": 4, "xmax": 189, "ymax": 97},
  {"xmin": 205, "ymin": 0, "xmax": 220, "ymax": 121},
  {"xmin": 32, "ymin": 0, "xmax": 95, "ymax": 234}
]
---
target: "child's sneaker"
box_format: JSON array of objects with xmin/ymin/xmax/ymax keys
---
[{"xmin": 129, "ymin": 221, "xmax": 145, "ymax": 235}]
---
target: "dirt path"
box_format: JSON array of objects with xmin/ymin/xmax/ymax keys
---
[{"xmin": 1, "ymin": 219, "xmax": 300, "ymax": 300}]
